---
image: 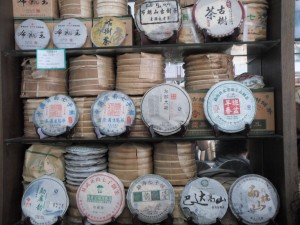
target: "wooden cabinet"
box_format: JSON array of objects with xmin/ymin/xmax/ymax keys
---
[{"xmin": 0, "ymin": 0, "xmax": 298, "ymax": 224}]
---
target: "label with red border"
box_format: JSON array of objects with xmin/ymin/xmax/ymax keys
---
[{"xmin": 76, "ymin": 172, "xmax": 125, "ymax": 224}]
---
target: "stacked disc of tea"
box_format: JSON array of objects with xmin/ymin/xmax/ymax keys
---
[
  {"xmin": 108, "ymin": 143, "xmax": 153, "ymax": 187},
  {"xmin": 65, "ymin": 183, "xmax": 82, "ymax": 224},
  {"xmin": 154, "ymin": 141, "xmax": 196, "ymax": 186},
  {"xmin": 20, "ymin": 58, "xmax": 67, "ymax": 98},
  {"xmin": 238, "ymin": 0, "xmax": 268, "ymax": 41},
  {"xmin": 184, "ymin": 53, "xmax": 234, "ymax": 90},
  {"xmin": 116, "ymin": 189, "xmax": 132, "ymax": 225},
  {"xmin": 116, "ymin": 53, "xmax": 165, "ymax": 95},
  {"xmin": 23, "ymin": 98, "xmax": 45, "ymax": 137},
  {"xmin": 59, "ymin": 0, "xmax": 93, "ymax": 18},
  {"xmin": 72, "ymin": 97, "xmax": 96, "ymax": 138},
  {"xmin": 94, "ymin": 0, "xmax": 128, "ymax": 17},
  {"xmin": 65, "ymin": 145, "xmax": 108, "ymax": 186},
  {"xmin": 128, "ymin": 96, "xmax": 150, "ymax": 137},
  {"xmin": 69, "ymin": 55, "xmax": 115, "ymax": 97},
  {"xmin": 173, "ymin": 186, "xmax": 188, "ymax": 225}
]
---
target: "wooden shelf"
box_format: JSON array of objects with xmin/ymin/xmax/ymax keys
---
[
  {"xmin": 4, "ymin": 40, "xmax": 280, "ymax": 61},
  {"xmin": 5, "ymin": 135, "xmax": 283, "ymax": 145}
]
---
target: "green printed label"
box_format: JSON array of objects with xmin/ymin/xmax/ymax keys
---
[
  {"xmin": 133, "ymin": 190, "xmax": 161, "ymax": 202},
  {"xmin": 87, "ymin": 195, "xmax": 112, "ymax": 204}
]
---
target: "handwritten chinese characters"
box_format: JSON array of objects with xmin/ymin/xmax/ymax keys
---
[
  {"xmin": 53, "ymin": 18, "xmax": 87, "ymax": 48},
  {"xmin": 17, "ymin": 0, "xmax": 49, "ymax": 6},
  {"xmin": 21, "ymin": 176, "xmax": 68, "ymax": 225},
  {"xmin": 229, "ymin": 175, "xmax": 279, "ymax": 224},
  {"xmin": 180, "ymin": 178, "xmax": 228, "ymax": 225},
  {"xmin": 135, "ymin": 0, "xmax": 182, "ymax": 41},
  {"xmin": 15, "ymin": 19, "xmax": 50, "ymax": 50},
  {"xmin": 91, "ymin": 17, "xmax": 126, "ymax": 47},
  {"xmin": 140, "ymin": 0, "xmax": 179, "ymax": 24},
  {"xmin": 194, "ymin": 0, "xmax": 244, "ymax": 37}
]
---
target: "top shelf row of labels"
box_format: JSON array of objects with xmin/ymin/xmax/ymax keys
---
[{"xmin": 12, "ymin": 0, "xmax": 269, "ymax": 47}]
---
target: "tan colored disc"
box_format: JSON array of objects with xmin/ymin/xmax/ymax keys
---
[
  {"xmin": 109, "ymin": 162, "xmax": 153, "ymax": 170},
  {"xmin": 109, "ymin": 157, "xmax": 152, "ymax": 165},
  {"xmin": 108, "ymin": 168, "xmax": 153, "ymax": 180},
  {"xmin": 154, "ymin": 153, "xmax": 195, "ymax": 161},
  {"xmin": 154, "ymin": 159, "xmax": 195, "ymax": 167},
  {"xmin": 154, "ymin": 165, "xmax": 196, "ymax": 175}
]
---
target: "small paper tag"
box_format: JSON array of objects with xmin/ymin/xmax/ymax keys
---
[{"xmin": 36, "ymin": 49, "xmax": 66, "ymax": 70}]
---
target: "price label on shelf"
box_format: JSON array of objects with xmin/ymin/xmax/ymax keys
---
[{"xmin": 36, "ymin": 49, "xmax": 66, "ymax": 70}]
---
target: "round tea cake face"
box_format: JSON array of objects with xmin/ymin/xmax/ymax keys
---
[
  {"xmin": 180, "ymin": 177, "xmax": 228, "ymax": 225},
  {"xmin": 91, "ymin": 91, "xmax": 136, "ymax": 136},
  {"xmin": 127, "ymin": 174, "xmax": 175, "ymax": 223},
  {"xmin": 21, "ymin": 176, "xmax": 69, "ymax": 225},
  {"xmin": 76, "ymin": 172, "xmax": 125, "ymax": 224},
  {"xmin": 141, "ymin": 83, "xmax": 192, "ymax": 136},
  {"xmin": 135, "ymin": 0, "xmax": 182, "ymax": 41},
  {"xmin": 229, "ymin": 174, "xmax": 280, "ymax": 225},
  {"xmin": 32, "ymin": 95, "xmax": 79, "ymax": 136},
  {"xmin": 91, "ymin": 16, "xmax": 126, "ymax": 47},
  {"xmin": 193, "ymin": 0, "xmax": 244, "ymax": 38},
  {"xmin": 53, "ymin": 18, "xmax": 87, "ymax": 48},
  {"xmin": 15, "ymin": 19, "xmax": 50, "ymax": 50},
  {"xmin": 204, "ymin": 81, "xmax": 256, "ymax": 133}
]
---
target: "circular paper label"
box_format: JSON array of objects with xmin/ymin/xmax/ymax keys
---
[
  {"xmin": 91, "ymin": 16, "xmax": 126, "ymax": 47},
  {"xmin": 91, "ymin": 91, "xmax": 136, "ymax": 136},
  {"xmin": 204, "ymin": 81, "xmax": 256, "ymax": 133},
  {"xmin": 193, "ymin": 0, "xmax": 244, "ymax": 37},
  {"xmin": 180, "ymin": 177, "xmax": 228, "ymax": 225},
  {"xmin": 76, "ymin": 172, "xmax": 125, "ymax": 224},
  {"xmin": 15, "ymin": 19, "xmax": 50, "ymax": 50},
  {"xmin": 53, "ymin": 18, "xmax": 87, "ymax": 49},
  {"xmin": 229, "ymin": 174, "xmax": 280, "ymax": 225},
  {"xmin": 127, "ymin": 174, "xmax": 175, "ymax": 224},
  {"xmin": 141, "ymin": 84, "xmax": 192, "ymax": 136},
  {"xmin": 135, "ymin": 0, "xmax": 182, "ymax": 41},
  {"xmin": 21, "ymin": 176, "xmax": 69, "ymax": 225},
  {"xmin": 32, "ymin": 95, "xmax": 79, "ymax": 136}
]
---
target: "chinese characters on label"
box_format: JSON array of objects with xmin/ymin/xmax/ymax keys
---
[{"xmin": 140, "ymin": 0, "xmax": 179, "ymax": 24}]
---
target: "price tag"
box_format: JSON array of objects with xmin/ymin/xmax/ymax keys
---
[{"xmin": 36, "ymin": 49, "xmax": 66, "ymax": 70}]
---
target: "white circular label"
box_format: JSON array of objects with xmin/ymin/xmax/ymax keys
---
[
  {"xmin": 32, "ymin": 95, "xmax": 79, "ymax": 136},
  {"xmin": 76, "ymin": 172, "xmax": 125, "ymax": 224},
  {"xmin": 193, "ymin": 0, "xmax": 244, "ymax": 37},
  {"xmin": 180, "ymin": 177, "xmax": 228, "ymax": 225},
  {"xmin": 229, "ymin": 175, "xmax": 279, "ymax": 225},
  {"xmin": 141, "ymin": 84, "xmax": 192, "ymax": 136},
  {"xmin": 204, "ymin": 81, "xmax": 256, "ymax": 133},
  {"xmin": 127, "ymin": 174, "xmax": 175, "ymax": 224},
  {"xmin": 15, "ymin": 19, "xmax": 50, "ymax": 50},
  {"xmin": 21, "ymin": 176, "xmax": 69, "ymax": 225},
  {"xmin": 91, "ymin": 91, "xmax": 136, "ymax": 136},
  {"xmin": 53, "ymin": 18, "xmax": 87, "ymax": 49},
  {"xmin": 135, "ymin": 0, "xmax": 182, "ymax": 41}
]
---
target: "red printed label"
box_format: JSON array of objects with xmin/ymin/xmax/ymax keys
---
[
  {"xmin": 68, "ymin": 117, "xmax": 73, "ymax": 124},
  {"xmin": 107, "ymin": 103, "xmax": 121, "ymax": 116},
  {"xmin": 49, "ymin": 104, "xmax": 63, "ymax": 117},
  {"xmin": 223, "ymin": 98, "xmax": 240, "ymax": 115},
  {"xmin": 127, "ymin": 116, "xmax": 132, "ymax": 125},
  {"xmin": 171, "ymin": 93, "xmax": 177, "ymax": 100}
]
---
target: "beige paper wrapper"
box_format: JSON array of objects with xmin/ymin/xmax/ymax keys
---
[{"xmin": 22, "ymin": 144, "xmax": 65, "ymax": 182}]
